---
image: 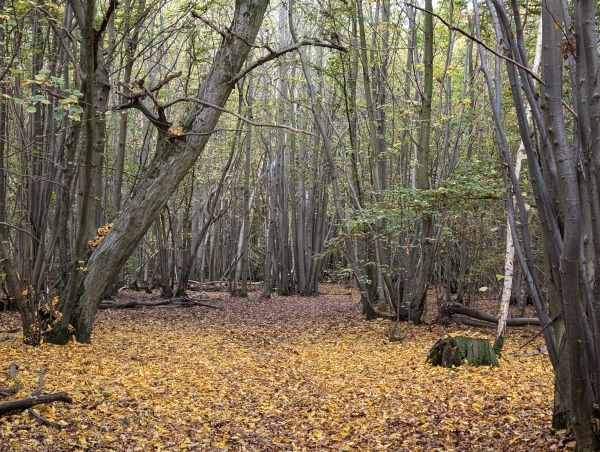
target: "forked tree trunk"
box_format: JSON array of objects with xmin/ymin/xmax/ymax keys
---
[{"xmin": 45, "ymin": 0, "xmax": 270, "ymax": 344}]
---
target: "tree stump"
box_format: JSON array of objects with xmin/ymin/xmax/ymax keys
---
[{"xmin": 427, "ymin": 336, "xmax": 498, "ymax": 367}]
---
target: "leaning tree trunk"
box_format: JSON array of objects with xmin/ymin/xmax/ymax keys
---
[{"xmin": 45, "ymin": 0, "xmax": 270, "ymax": 344}]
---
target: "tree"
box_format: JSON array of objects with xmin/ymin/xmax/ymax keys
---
[
  {"xmin": 45, "ymin": 0, "xmax": 271, "ymax": 344},
  {"xmin": 473, "ymin": 0, "xmax": 600, "ymax": 447}
]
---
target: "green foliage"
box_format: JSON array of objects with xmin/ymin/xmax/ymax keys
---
[
  {"xmin": 343, "ymin": 160, "xmax": 503, "ymax": 239},
  {"xmin": 8, "ymin": 69, "xmax": 84, "ymax": 120}
]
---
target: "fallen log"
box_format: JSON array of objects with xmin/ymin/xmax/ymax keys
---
[
  {"xmin": 0, "ymin": 392, "xmax": 72, "ymax": 416},
  {"xmin": 99, "ymin": 297, "xmax": 221, "ymax": 310},
  {"xmin": 99, "ymin": 299, "xmax": 172, "ymax": 309},
  {"xmin": 446, "ymin": 303, "xmax": 540, "ymax": 327},
  {"xmin": 450, "ymin": 315, "xmax": 499, "ymax": 329}
]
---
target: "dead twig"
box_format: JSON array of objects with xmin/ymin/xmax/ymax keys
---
[{"xmin": 27, "ymin": 366, "xmax": 62, "ymax": 428}]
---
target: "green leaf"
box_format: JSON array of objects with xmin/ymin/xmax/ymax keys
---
[
  {"xmin": 52, "ymin": 107, "xmax": 65, "ymax": 121},
  {"xmin": 69, "ymin": 104, "xmax": 83, "ymax": 114}
]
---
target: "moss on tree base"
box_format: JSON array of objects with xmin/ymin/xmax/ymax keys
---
[{"xmin": 427, "ymin": 336, "xmax": 498, "ymax": 367}]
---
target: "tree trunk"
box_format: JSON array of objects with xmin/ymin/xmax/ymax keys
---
[
  {"xmin": 47, "ymin": 0, "xmax": 270, "ymax": 344},
  {"xmin": 496, "ymin": 16, "xmax": 542, "ymax": 351},
  {"xmin": 400, "ymin": 0, "xmax": 434, "ymax": 322}
]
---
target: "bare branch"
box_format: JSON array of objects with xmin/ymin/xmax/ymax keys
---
[
  {"xmin": 0, "ymin": 393, "xmax": 72, "ymax": 416},
  {"xmin": 231, "ymin": 39, "xmax": 347, "ymax": 84},
  {"xmin": 191, "ymin": 11, "xmax": 227, "ymax": 37},
  {"xmin": 0, "ymin": 223, "xmax": 41, "ymax": 244},
  {"xmin": 97, "ymin": 0, "xmax": 119, "ymax": 39},
  {"xmin": 149, "ymin": 71, "xmax": 182, "ymax": 93},
  {"xmin": 162, "ymin": 97, "xmax": 317, "ymax": 137},
  {"xmin": 405, "ymin": 2, "xmax": 544, "ymax": 86}
]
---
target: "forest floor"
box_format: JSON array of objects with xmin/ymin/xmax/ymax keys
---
[{"xmin": 0, "ymin": 284, "xmax": 568, "ymax": 451}]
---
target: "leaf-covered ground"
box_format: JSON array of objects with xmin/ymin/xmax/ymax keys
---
[{"xmin": 0, "ymin": 285, "xmax": 567, "ymax": 451}]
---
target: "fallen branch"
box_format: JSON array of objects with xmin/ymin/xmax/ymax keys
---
[
  {"xmin": 450, "ymin": 315, "xmax": 498, "ymax": 329},
  {"xmin": 99, "ymin": 299, "xmax": 173, "ymax": 309},
  {"xmin": 27, "ymin": 366, "xmax": 61, "ymax": 428},
  {"xmin": 99, "ymin": 297, "xmax": 221, "ymax": 310},
  {"xmin": 0, "ymin": 364, "xmax": 20, "ymax": 398},
  {"xmin": 28, "ymin": 408, "xmax": 61, "ymax": 428},
  {"xmin": 0, "ymin": 386, "xmax": 19, "ymax": 397},
  {"xmin": 0, "ymin": 328, "xmax": 21, "ymax": 334},
  {"xmin": 1, "ymin": 365, "xmax": 71, "ymax": 427},
  {"xmin": 0, "ymin": 393, "xmax": 72, "ymax": 416}
]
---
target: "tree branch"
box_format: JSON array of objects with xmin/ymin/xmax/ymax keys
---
[
  {"xmin": 231, "ymin": 39, "xmax": 347, "ymax": 84},
  {"xmin": 191, "ymin": 11, "xmax": 227, "ymax": 37},
  {"xmin": 97, "ymin": 0, "xmax": 119, "ymax": 39},
  {"xmin": 163, "ymin": 97, "xmax": 317, "ymax": 137},
  {"xmin": 0, "ymin": 393, "xmax": 72, "ymax": 416},
  {"xmin": 405, "ymin": 2, "xmax": 544, "ymax": 85}
]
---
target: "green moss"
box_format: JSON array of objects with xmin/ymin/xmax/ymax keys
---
[{"xmin": 427, "ymin": 336, "xmax": 498, "ymax": 367}]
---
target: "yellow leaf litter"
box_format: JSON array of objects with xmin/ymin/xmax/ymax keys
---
[{"xmin": 0, "ymin": 285, "xmax": 565, "ymax": 451}]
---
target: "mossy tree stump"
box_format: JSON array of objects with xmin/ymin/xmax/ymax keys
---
[{"xmin": 427, "ymin": 336, "xmax": 498, "ymax": 367}]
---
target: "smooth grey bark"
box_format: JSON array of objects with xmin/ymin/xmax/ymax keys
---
[
  {"xmin": 234, "ymin": 77, "xmax": 253, "ymax": 297},
  {"xmin": 476, "ymin": 0, "xmax": 600, "ymax": 447},
  {"xmin": 289, "ymin": 0, "xmax": 379, "ymax": 314},
  {"xmin": 177, "ymin": 119, "xmax": 239, "ymax": 297},
  {"xmin": 540, "ymin": 1, "xmax": 596, "ymax": 447}
]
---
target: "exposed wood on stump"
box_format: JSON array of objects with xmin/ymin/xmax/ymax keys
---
[{"xmin": 427, "ymin": 336, "xmax": 498, "ymax": 367}]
